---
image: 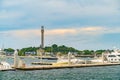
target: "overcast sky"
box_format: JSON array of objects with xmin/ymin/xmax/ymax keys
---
[{"xmin": 0, "ymin": 0, "xmax": 120, "ymax": 50}]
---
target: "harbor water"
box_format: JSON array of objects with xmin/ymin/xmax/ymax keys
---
[{"xmin": 1, "ymin": 57, "xmax": 120, "ymax": 80}]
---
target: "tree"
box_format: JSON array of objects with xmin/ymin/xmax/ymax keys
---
[
  {"xmin": 4, "ymin": 48, "xmax": 14, "ymax": 52},
  {"xmin": 83, "ymin": 50, "xmax": 93, "ymax": 55},
  {"xmin": 18, "ymin": 47, "xmax": 38, "ymax": 56},
  {"xmin": 52, "ymin": 44, "xmax": 58, "ymax": 54},
  {"xmin": 95, "ymin": 50, "xmax": 106, "ymax": 54},
  {"xmin": 44, "ymin": 47, "xmax": 51, "ymax": 52}
]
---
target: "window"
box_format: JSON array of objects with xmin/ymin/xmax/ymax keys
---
[
  {"xmin": 108, "ymin": 55, "xmax": 116, "ymax": 57},
  {"xmin": 117, "ymin": 55, "xmax": 120, "ymax": 57}
]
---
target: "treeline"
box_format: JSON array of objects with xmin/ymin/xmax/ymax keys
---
[
  {"xmin": 44, "ymin": 44, "xmax": 79, "ymax": 54},
  {"xmin": 4, "ymin": 44, "xmax": 111, "ymax": 56}
]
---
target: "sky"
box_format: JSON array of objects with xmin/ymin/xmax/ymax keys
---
[{"xmin": 0, "ymin": 0, "xmax": 120, "ymax": 50}]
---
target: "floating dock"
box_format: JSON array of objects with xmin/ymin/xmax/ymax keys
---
[
  {"xmin": 32, "ymin": 62, "xmax": 52, "ymax": 65},
  {"xmin": 0, "ymin": 68, "xmax": 16, "ymax": 71},
  {"xmin": 16, "ymin": 63, "xmax": 120, "ymax": 70},
  {"xmin": 37, "ymin": 57, "xmax": 58, "ymax": 60}
]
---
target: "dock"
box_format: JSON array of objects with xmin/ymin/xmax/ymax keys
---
[
  {"xmin": 37, "ymin": 57, "xmax": 58, "ymax": 60},
  {"xmin": 0, "ymin": 68, "xmax": 16, "ymax": 71},
  {"xmin": 32, "ymin": 62, "xmax": 52, "ymax": 65},
  {"xmin": 16, "ymin": 63, "xmax": 120, "ymax": 70}
]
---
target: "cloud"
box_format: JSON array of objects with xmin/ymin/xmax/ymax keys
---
[
  {"xmin": 2, "ymin": 26, "xmax": 120, "ymax": 39},
  {"xmin": 0, "ymin": 0, "xmax": 119, "ymax": 49},
  {"xmin": 0, "ymin": 0, "xmax": 119, "ymax": 31},
  {"xmin": 5, "ymin": 27, "xmax": 101, "ymax": 38},
  {"xmin": 1, "ymin": 0, "xmax": 119, "ymax": 20},
  {"xmin": 1, "ymin": 26, "xmax": 120, "ymax": 49},
  {"xmin": 2, "ymin": 0, "xmax": 27, "ymax": 7},
  {"xmin": 0, "ymin": 10, "xmax": 24, "ymax": 19},
  {"xmin": 6, "ymin": 29, "xmax": 40, "ymax": 38},
  {"xmin": 45, "ymin": 29, "xmax": 76, "ymax": 36}
]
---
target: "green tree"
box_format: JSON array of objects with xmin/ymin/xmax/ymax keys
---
[
  {"xmin": 95, "ymin": 50, "xmax": 105, "ymax": 54},
  {"xmin": 52, "ymin": 44, "xmax": 58, "ymax": 54},
  {"xmin": 83, "ymin": 50, "xmax": 93, "ymax": 55},
  {"xmin": 4, "ymin": 48, "xmax": 14, "ymax": 52},
  {"xmin": 44, "ymin": 47, "xmax": 51, "ymax": 52}
]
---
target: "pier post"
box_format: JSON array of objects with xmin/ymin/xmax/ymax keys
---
[
  {"xmin": 102, "ymin": 52, "xmax": 104, "ymax": 64},
  {"xmin": 68, "ymin": 52, "xmax": 71, "ymax": 65},
  {"xmin": 14, "ymin": 50, "xmax": 26, "ymax": 68},
  {"xmin": 14, "ymin": 50, "xmax": 19, "ymax": 68}
]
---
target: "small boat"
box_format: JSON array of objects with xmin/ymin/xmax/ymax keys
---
[
  {"xmin": 0, "ymin": 49, "xmax": 14, "ymax": 71},
  {"xmin": 0, "ymin": 61, "xmax": 14, "ymax": 71}
]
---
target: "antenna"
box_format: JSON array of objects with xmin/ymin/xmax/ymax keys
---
[{"xmin": 2, "ymin": 43, "xmax": 4, "ymax": 51}]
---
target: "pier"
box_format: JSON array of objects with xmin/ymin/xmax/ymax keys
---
[
  {"xmin": 12, "ymin": 50, "xmax": 120, "ymax": 71},
  {"xmin": 16, "ymin": 63, "xmax": 120, "ymax": 70}
]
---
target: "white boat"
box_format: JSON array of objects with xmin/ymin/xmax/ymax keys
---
[
  {"xmin": 90, "ymin": 58, "xmax": 103, "ymax": 63},
  {"xmin": 0, "ymin": 49, "xmax": 14, "ymax": 71},
  {"xmin": 57, "ymin": 58, "xmax": 83, "ymax": 64},
  {"xmin": 0, "ymin": 61, "xmax": 13, "ymax": 71},
  {"xmin": 53, "ymin": 52, "xmax": 84, "ymax": 65},
  {"xmin": 91, "ymin": 48, "xmax": 120, "ymax": 63},
  {"xmin": 105, "ymin": 49, "xmax": 120, "ymax": 63}
]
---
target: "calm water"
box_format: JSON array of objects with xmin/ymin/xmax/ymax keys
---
[{"xmin": 1, "ymin": 58, "xmax": 120, "ymax": 80}]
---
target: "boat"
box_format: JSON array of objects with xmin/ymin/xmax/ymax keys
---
[
  {"xmin": 52, "ymin": 52, "xmax": 84, "ymax": 66},
  {"xmin": 105, "ymin": 49, "xmax": 120, "ymax": 63},
  {"xmin": 0, "ymin": 49, "xmax": 14, "ymax": 71},
  {"xmin": 91, "ymin": 48, "xmax": 120, "ymax": 63},
  {"xmin": 90, "ymin": 57, "xmax": 104, "ymax": 63},
  {"xmin": 0, "ymin": 61, "xmax": 13, "ymax": 71}
]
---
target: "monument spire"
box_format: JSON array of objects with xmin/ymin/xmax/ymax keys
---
[{"xmin": 41, "ymin": 26, "xmax": 44, "ymax": 49}]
